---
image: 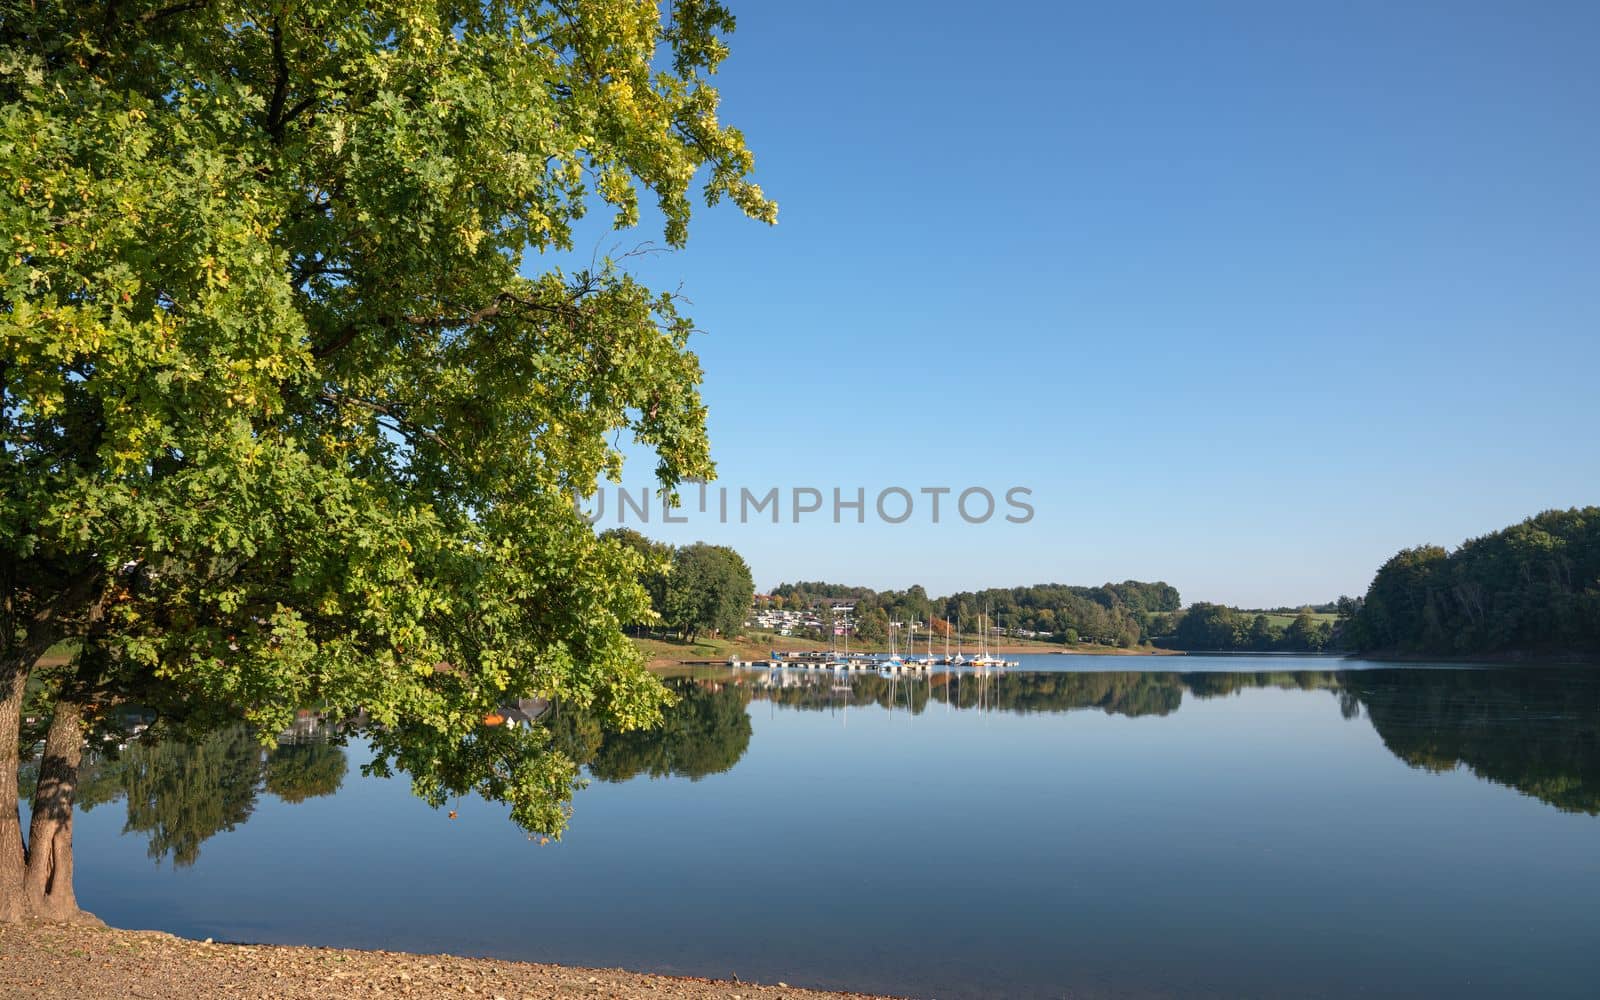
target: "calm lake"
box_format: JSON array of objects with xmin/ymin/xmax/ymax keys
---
[{"xmin": 62, "ymin": 655, "xmax": 1600, "ymax": 999}]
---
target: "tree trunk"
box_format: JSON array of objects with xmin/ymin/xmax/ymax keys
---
[
  {"xmin": 1, "ymin": 571, "xmax": 99, "ymax": 922},
  {"xmin": 0, "ymin": 655, "xmax": 29, "ymax": 923},
  {"xmin": 22, "ymin": 699, "xmax": 92, "ymax": 923}
]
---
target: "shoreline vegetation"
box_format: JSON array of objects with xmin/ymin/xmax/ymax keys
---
[
  {"xmin": 0, "ymin": 920, "xmax": 894, "ymax": 1000},
  {"xmin": 631, "ymin": 631, "xmax": 1182, "ymax": 667},
  {"xmin": 1342, "ymin": 508, "xmax": 1599, "ymax": 659},
  {"xmin": 638, "ymin": 639, "xmax": 1597, "ymax": 669},
  {"xmin": 676, "ymin": 506, "xmax": 1596, "ymax": 666}
]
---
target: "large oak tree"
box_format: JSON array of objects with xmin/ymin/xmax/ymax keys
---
[{"xmin": 1, "ymin": 0, "xmax": 772, "ymax": 921}]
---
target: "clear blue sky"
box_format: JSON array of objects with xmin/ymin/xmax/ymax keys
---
[{"xmin": 567, "ymin": 0, "xmax": 1599, "ymax": 608}]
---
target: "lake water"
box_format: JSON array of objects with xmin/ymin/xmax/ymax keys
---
[{"xmin": 63, "ymin": 655, "xmax": 1600, "ymax": 998}]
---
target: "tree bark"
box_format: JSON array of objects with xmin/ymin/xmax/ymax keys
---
[
  {"xmin": 0, "ymin": 655, "xmax": 29, "ymax": 922},
  {"xmin": 1, "ymin": 569, "xmax": 100, "ymax": 921},
  {"xmin": 22, "ymin": 699, "xmax": 89, "ymax": 922}
]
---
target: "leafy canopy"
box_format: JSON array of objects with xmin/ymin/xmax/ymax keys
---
[
  {"xmin": 1, "ymin": 0, "xmax": 773, "ymax": 837},
  {"xmin": 602, "ymin": 530, "xmax": 752, "ymax": 641},
  {"xmin": 1349, "ymin": 508, "xmax": 1600, "ymax": 656},
  {"xmin": 660, "ymin": 541, "xmax": 752, "ymax": 641}
]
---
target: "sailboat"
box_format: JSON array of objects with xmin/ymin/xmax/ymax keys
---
[
  {"xmin": 881, "ymin": 618, "xmax": 905, "ymax": 673},
  {"xmin": 820, "ymin": 605, "xmax": 839, "ymax": 668},
  {"xmin": 969, "ymin": 602, "xmax": 1005, "ymax": 668},
  {"xmin": 841, "ymin": 608, "xmax": 852, "ymax": 669}
]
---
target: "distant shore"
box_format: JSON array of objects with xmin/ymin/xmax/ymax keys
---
[
  {"xmin": 2, "ymin": 920, "xmax": 897, "ymax": 1000},
  {"xmin": 991, "ymin": 642, "xmax": 1184, "ymax": 656},
  {"xmin": 634, "ymin": 631, "xmax": 1183, "ymax": 667}
]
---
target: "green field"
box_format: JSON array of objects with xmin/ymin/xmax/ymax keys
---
[
  {"xmin": 1234, "ymin": 611, "xmax": 1340, "ymax": 629},
  {"xmin": 630, "ymin": 629, "xmax": 822, "ymax": 665}
]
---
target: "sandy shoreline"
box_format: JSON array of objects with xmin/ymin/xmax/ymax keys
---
[{"xmin": 0, "ymin": 920, "xmax": 902, "ymax": 1000}]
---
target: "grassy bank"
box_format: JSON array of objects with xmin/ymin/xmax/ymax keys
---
[
  {"xmin": 630, "ymin": 631, "xmax": 819, "ymax": 666},
  {"xmin": 0, "ymin": 919, "xmax": 894, "ymax": 1000}
]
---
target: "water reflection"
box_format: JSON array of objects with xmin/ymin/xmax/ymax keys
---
[
  {"xmin": 62, "ymin": 722, "xmax": 349, "ymax": 866},
  {"xmin": 729, "ymin": 666, "xmax": 1598, "ymax": 814},
  {"xmin": 742, "ymin": 667, "xmax": 1343, "ymax": 718},
  {"xmin": 1346, "ymin": 668, "xmax": 1599, "ymax": 815},
  {"xmin": 550, "ymin": 680, "xmax": 753, "ymax": 783},
  {"xmin": 73, "ymin": 667, "xmax": 1599, "ymax": 868}
]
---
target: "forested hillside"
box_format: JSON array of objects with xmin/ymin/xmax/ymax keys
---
[
  {"xmin": 772, "ymin": 580, "xmax": 1180, "ymax": 647},
  {"xmin": 1347, "ymin": 507, "xmax": 1600, "ymax": 657}
]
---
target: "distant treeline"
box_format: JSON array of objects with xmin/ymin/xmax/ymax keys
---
[
  {"xmin": 1152, "ymin": 603, "xmax": 1338, "ymax": 652},
  {"xmin": 616, "ymin": 507, "xmax": 1599, "ymax": 659},
  {"xmin": 1144, "ymin": 508, "xmax": 1600, "ymax": 657},
  {"xmin": 767, "ymin": 579, "xmax": 1340, "ymax": 651},
  {"xmin": 771, "ymin": 580, "xmax": 1181, "ymax": 647},
  {"xmin": 1344, "ymin": 507, "xmax": 1600, "ymax": 658}
]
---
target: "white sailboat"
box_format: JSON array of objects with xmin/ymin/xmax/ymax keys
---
[
  {"xmin": 882, "ymin": 618, "xmax": 904, "ymax": 672},
  {"xmin": 970, "ymin": 601, "xmax": 1005, "ymax": 668}
]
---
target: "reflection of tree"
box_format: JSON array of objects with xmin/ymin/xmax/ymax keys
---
[
  {"xmin": 741, "ymin": 665, "xmax": 1600, "ymax": 815},
  {"xmin": 546, "ymin": 710, "xmax": 606, "ymax": 772},
  {"xmin": 73, "ymin": 725, "xmax": 348, "ymax": 866},
  {"xmin": 587, "ymin": 681, "xmax": 752, "ymax": 782},
  {"xmin": 744, "ymin": 670, "xmax": 1345, "ymax": 719},
  {"xmin": 55, "ymin": 668, "xmax": 1600, "ymax": 870},
  {"xmin": 755, "ymin": 672, "xmax": 931, "ymax": 714},
  {"xmin": 1180, "ymin": 670, "xmax": 1343, "ymax": 699},
  {"xmin": 1346, "ymin": 669, "xmax": 1600, "ymax": 815},
  {"xmin": 265, "ymin": 741, "xmax": 348, "ymax": 803},
  {"xmin": 937, "ymin": 671, "xmax": 1184, "ymax": 717},
  {"xmin": 119, "ymin": 725, "xmax": 266, "ymax": 866}
]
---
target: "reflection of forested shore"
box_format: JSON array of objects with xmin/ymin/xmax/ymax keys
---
[
  {"xmin": 738, "ymin": 669, "xmax": 1344, "ymax": 718},
  {"xmin": 1344, "ymin": 669, "xmax": 1600, "ymax": 815},
  {"xmin": 52, "ymin": 671, "xmax": 1598, "ymax": 871},
  {"xmin": 727, "ymin": 667, "xmax": 1600, "ymax": 815}
]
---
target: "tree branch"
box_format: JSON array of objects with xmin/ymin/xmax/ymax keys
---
[
  {"xmin": 403, "ymin": 291, "xmax": 582, "ymax": 331},
  {"xmin": 267, "ymin": 13, "xmax": 290, "ymax": 143},
  {"xmin": 312, "ymin": 325, "xmax": 359, "ymax": 359},
  {"xmin": 138, "ymin": 2, "xmax": 208, "ymax": 26},
  {"xmin": 291, "ymin": 260, "xmax": 352, "ymax": 287},
  {"xmin": 314, "ymin": 282, "xmax": 591, "ymax": 358},
  {"xmin": 317, "ymin": 391, "xmax": 461, "ymax": 461},
  {"xmin": 279, "ymin": 93, "xmax": 320, "ymax": 132}
]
